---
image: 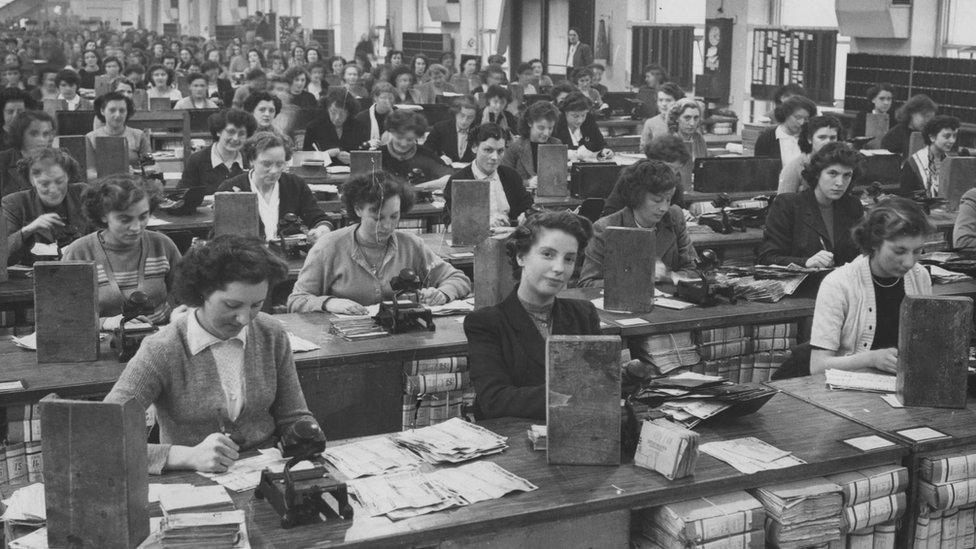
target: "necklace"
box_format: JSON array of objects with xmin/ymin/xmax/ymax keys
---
[
  {"xmin": 354, "ymin": 229, "xmax": 389, "ymax": 274},
  {"xmin": 872, "ymin": 275, "xmax": 901, "ymax": 288}
]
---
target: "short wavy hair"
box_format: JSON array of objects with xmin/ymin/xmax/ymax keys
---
[
  {"xmin": 94, "ymin": 91, "xmax": 135, "ymax": 123},
  {"xmin": 243, "ymin": 91, "xmax": 281, "ymax": 117},
  {"xmin": 146, "ymin": 64, "xmax": 175, "ymax": 86},
  {"xmin": 922, "ymin": 115, "xmax": 960, "ymax": 145},
  {"xmin": 81, "ymin": 173, "xmax": 162, "ymax": 227},
  {"xmin": 468, "ymin": 122, "xmax": 509, "ymax": 146},
  {"xmin": 505, "ymin": 210, "xmax": 593, "ymax": 280},
  {"xmin": 484, "ymin": 84, "xmax": 511, "ymax": 104},
  {"xmin": 385, "ymin": 109, "xmax": 428, "ymax": 135},
  {"xmin": 773, "ymin": 95, "xmax": 817, "ymax": 124},
  {"xmin": 174, "ymin": 235, "xmax": 289, "ymax": 306},
  {"xmin": 320, "ymin": 88, "xmax": 360, "ymax": 114},
  {"xmin": 17, "ymin": 147, "xmax": 75, "ymax": 184},
  {"xmin": 866, "ymin": 83, "xmax": 894, "ymax": 102},
  {"xmin": 0, "ymin": 88, "xmax": 36, "ymax": 125},
  {"xmin": 614, "ymin": 159, "xmax": 678, "ymax": 209},
  {"xmin": 643, "ymin": 134, "xmax": 692, "ymax": 164},
  {"xmin": 797, "ymin": 115, "xmax": 843, "ymax": 154},
  {"xmin": 390, "ymin": 65, "xmax": 415, "ymax": 87},
  {"xmin": 851, "ymin": 196, "xmax": 935, "ymax": 255},
  {"xmin": 517, "ymin": 100, "xmax": 559, "ymax": 138},
  {"xmin": 666, "ymin": 98, "xmax": 703, "ymax": 134},
  {"xmin": 558, "ymin": 91, "xmax": 591, "ymax": 113},
  {"xmin": 242, "ymin": 131, "xmax": 293, "ymax": 163},
  {"xmin": 657, "ymin": 82, "xmax": 685, "ymax": 102},
  {"xmin": 800, "ymin": 142, "xmax": 863, "ymax": 187},
  {"xmin": 8, "ymin": 110, "xmax": 55, "ymax": 150},
  {"xmin": 341, "ymin": 170, "xmax": 415, "ymax": 222},
  {"xmin": 895, "ymin": 94, "xmax": 937, "ymax": 124},
  {"xmin": 208, "ymin": 108, "xmax": 257, "ymax": 140},
  {"xmin": 283, "ymin": 65, "xmax": 308, "ymax": 86}
]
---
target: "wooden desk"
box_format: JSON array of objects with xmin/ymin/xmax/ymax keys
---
[{"xmin": 143, "ymin": 394, "xmax": 905, "ymax": 548}]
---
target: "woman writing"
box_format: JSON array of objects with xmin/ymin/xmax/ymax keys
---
[
  {"xmin": 104, "ymin": 235, "xmax": 318, "ymax": 474},
  {"xmin": 62, "ymin": 174, "xmax": 181, "ymax": 329},
  {"xmin": 288, "ymin": 171, "xmax": 471, "ymax": 314},
  {"xmin": 553, "ymin": 91, "xmax": 611, "ymax": 161},
  {"xmin": 466, "ymin": 211, "xmax": 600, "ymax": 419},
  {"xmin": 777, "ymin": 115, "xmax": 842, "ymax": 194},
  {"xmin": 84, "ymin": 92, "xmax": 152, "ymax": 179},
  {"xmin": 900, "ymin": 115, "xmax": 959, "ymax": 198},
  {"xmin": 501, "ymin": 100, "xmax": 562, "ymax": 188},
  {"xmin": 302, "ymin": 90, "xmax": 359, "ymax": 164},
  {"xmin": 758, "ymin": 142, "xmax": 865, "ymax": 268}
]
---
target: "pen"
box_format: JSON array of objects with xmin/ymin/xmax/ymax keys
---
[
  {"xmin": 819, "ymin": 236, "xmax": 828, "ymax": 250},
  {"xmin": 312, "ymin": 142, "xmax": 320, "ymax": 152}
]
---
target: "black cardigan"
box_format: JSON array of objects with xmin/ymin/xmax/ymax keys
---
[
  {"xmin": 179, "ymin": 145, "xmax": 246, "ymax": 195},
  {"xmin": 464, "ymin": 290, "xmax": 602, "ymax": 420},
  {"xmin": 442, "ymin": 164, "xmax": 533, "ymax": 225},
  {"xmin": 380, "ymin": 144, "xmax": 452, "ymax": 181},
  {"xmin": 301, "ymin": 115, "xmax": 359, "ymax": 156},
  {"xmin": 757, "ymin": 187, "xmax": 864, "ymax": 267},
  {"xmin": 216, "ymin": 172, "xmax": 332, "ymax": 237},
  {"xmin": 424, "ymin": 119, "xmax": 476, "ymax": 163},
  {"xmin": 552, "ymin": 112, "xmax": 606, "ymax": 152},
  {"xmin": 753, "ymin": 126, "xmax": 782, "ymax": 160},
  {"xmin": 880, "ymin": 122, "xmax": 913, "ymax": 161}
]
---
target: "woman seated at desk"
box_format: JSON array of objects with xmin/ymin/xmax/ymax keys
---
[
  {"xmin": 424, "ymin": 95, "xmax": 478, "ymax": 164},
  {"xmin": 84, "ymin": 91, "xmax": 152, "ymax": 180},
  {"xmin": 465, "ymin": 211, "xmax": 600, "ymax": 420},
  {"xmin": 500, "ymin": 100, "xmax": 561, "ymax": 189},
  {"xmin": 216, "ymin": 131, "xmax": 333, "ymax": 242},
  {"xmin": 413, "ymin": 64, "xmax": 456, "ymax": 104},
  {"xmin": 667, "ymin": 97, "xmax": 709, "ymax": 163},
  {"xmin": 242, "ymin": 91, "xmax": 282, "ymax": 135},
  {"xmin": 302, "ymin": 89, "xmax": 360, "ymax": 164},
  {"xmin": 2, "ymin": 148, "xmax": 92, "ymax": 265},
  {"xmin": 0, "ymin": 88, "xmax": 34, "ymax": 151},
  {"xmin": 390, "ymin": 65, "xmax": 420, "ymax": 105},
  {"xmin": 753, "ymin": 95, "xmax": 818, "ymax": 165},
  {"xmin": 63, "ymin": 174, "xmax": 181, "ymax": 329},
  {"xmin": 0, "ymin": 110, "xmax": 84, "ymax": 197},
  {"xmin": 179, "ymin": 108, "xmax": 256, "ymax": 195},
  {"xmin": 145, "ymin": 64, "xmax": 182, "ymax": 103},
  {"xmin": 777, "ymin": 115, "xmax": 842, "ymax": 194},
  {"xmin": 553, "ymin": 91, "xmax": 611, "ymax": 161},
  {"xmin": 603, "ymin": 134, "xmax": 691, "ymax": 215},
  {"xmin": 899, "ymin": 115, "xmax": 959, "ymax": 198},
  {"xmin": 351, "ymin": 82, "xmax": 396, "ymax": 150},
  {"xmin": 173, "ymin": 72, "xmax": 218, "ymax": 110},
  {"xmin": 287, "ymin": 171, "xmax": 471, "ymax": 315},
  {"xmin": 105, "ymin": 235, "xmax": 318, "ymax": 474},
  {"xmin": 758, "ymin": 142, "xmax": 865, "ymax": 268},
  {"xmin": 380, "ymin": 110, "xmax": 453, "ymax": 182},
  {"xmin": 579, "ymin": 159, "xmax": 698, "ymax": 287},
  {"xmin": 808, "ymin": 198, "xmax": 933, "ymax": 375},
  {"xmin": 881, "ymin": 94, "xmax": 937, "ymax": 161},
  {"xmin": 478, "ymin": 85, "xmax": 518, "ymax": 135},
  {"xmin": 853, "ymin": 84, "xmax": 896, "ymax": 138},
  {"xmin": 640, "ymin": 82, "xmax": 684, "ymax": 150}
]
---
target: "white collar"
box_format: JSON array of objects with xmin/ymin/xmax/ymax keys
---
[
  {"xmin": 470, "ymin": 160, "xmax": 499, "ymax": 182},
  {"xmin": 59, "ymin": 94, "xmax": 80, "ymax": 106},
  {"xmin": 186, "ymin": 308, "xmax": 248, "ymax": 355},
  {"xmin": 775, "ymin": 125, "xmax": 796, "ymax": 140},
  {"xmin": 210, "ymin": 145, "xmax": 243, "ymax": 170}
]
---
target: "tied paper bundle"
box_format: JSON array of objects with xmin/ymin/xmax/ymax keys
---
[
  {"xmin": 633, "ymin": 332, "xmax": 701, "ymax": 374},
  {"xmin": 633, "ymin": 419, "xmax": 699, "ymax": 480},
  {"xmin": 405, "ymin": 372, "xmax": 470, "ymax": 395},
  {"xmin": 392, "ymin": 417, "xmax": 508, "ymax": 464},
  {"xmin": 839, "ymin": 493, "xmax": 906, "ymax": 533},
  {"xmin": 824, "ymin": 369, "xmax": 896, "ymax": 393},
  {"xmin": 912, "ymin": 505, "xmax": 976, "ymax": 548},
  {"xmin": 157, "ymin": 485, "xmax": 235, "ymax": 515},
  {"xmin": 752, "ymin": 478, "xmax": 844, "ymax": 548},
  {"xmin": 921, "ymin": 450, "xmax": 976, "ymax": 484},
  {"xmin": 918, "ymin": 477, "xmax": 976, "ymax": 510},
  {"xmin": 159, "ymin": 510, "xmax": 248, "ymax": 549},
  {"xmin": 826, "ymin": 465, "xmax": 909, "ymax": 532},
  {"xmin": 638, "ymin": 491, "xmax": 765, "ymax": 548},
  {"xmin": 632, "ymin": 530, "xmax": 764, "ymax": 549},
  {"xmin": 697, "ymin": 338, "xmax": 752, "ymax": 360},
  {"xmin": 322, "ymin": 437, "xmax": 424, "ymax": 479}
]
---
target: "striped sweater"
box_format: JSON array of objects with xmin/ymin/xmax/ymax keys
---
[{"xmin": 62, "ymin": 230, "xmax": 181, "ymax": 325}]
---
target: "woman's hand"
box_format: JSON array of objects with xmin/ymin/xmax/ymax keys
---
[
  {"xmin": 598, "ymin": 148, "xmax": 614, "ymax": 160},
  {"xmin": 805, "ymin": 250, "xmax": 835, "ymax": 269},
  {"xmin": 489, "ymin": 215, "xmax": 510, "ymax": 229},
  {"xmin": 101, "ymin": 314, "xmax": 149, "ymax": 331},
  {"xmin": 870, "ymin": 348, "xmax": 899, "ymax": 374},
  {"xmin": 367, "ymin": 138, "xmax": 382, "ymax": 150},
  {"xmin": 24, "ymin": 213, "xmax": 64, "ymax": 236},
  {"xmin": 167, "ymin": 433, "xmax": 240, "ymax": 473},
  {"xmin": 337, "ymin": 151, "xmax": 351, "ymax": 164},
  {"xmin": 325, "ymin": 298, "xmax": 369, "ymax": 315},
  {"xmin": 526, "ymin": 175, "xmax": 538, "ymax": 190},
  {"xmin": 307, "ymin": 224, "xmax": 332, "ymax": 244},
  {"xmin": 418, "ymin": 288, "xmax": 449, "ymax": 306}
]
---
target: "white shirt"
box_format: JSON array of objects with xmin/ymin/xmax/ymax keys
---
[
  {"xmin": 567, "ymin": 43, "xmax": 579, "ymax": 67},
  {"xmin": 59, "ymin": 93, "xmax": 81, "ymax": 111},
  {"xmin": 254, "ymin": 180, "xmax": 281, "ymax": 240},
  {"xmin": 186, "ymin": 309, "xmax": 248, "ymax": 421},
  {"xmin": 210, "ymin": 145, "xmax": 243, "ymax": 171},
  {"xmin": 471, "ymin": 160, "xmax": 510, "ymax": 220},
  {"xmin": 775, "ymin": 125, "xmax": 802, "ymax": 167},
  {"xmin": 457, "ymin": 126, "xmax": 468, "ymax": 158},
  {"xmin": 569, "ymin": 126, "xmax": 583, "ymax": 147}
]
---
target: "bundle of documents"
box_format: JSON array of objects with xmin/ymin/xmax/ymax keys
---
[
  {"xmin": 657, "ymin": 400, "xmax": 730, "ymax": 429},
  {"xmin": 833, "ymin": 522, "xmax": 897, "ymax": 549},
  {"xmin": 700, "ymin": 437, "xmax": 805, "ymax": 474},
  {"xmin": 405, "ymin": 372, "xmax": 470, "ymax": 395},
  {"xmin": 157, "ymin": 485, "xmax": 235, "ymax": 515},
  {"xmin": 322, "ymin": 437, "xmax": 424, "ymax": 479},
  {"xmin": 1, "ymin": 482, "xmax": 45, "ymax": 525},
  {"xmin": 633, "ymin": 419, "xmax": 699, "ymax": 480},
  {"xmin": 329, "ymin": 317, "xmax": 388, "ymax": 340},
  {"xmin": 633, "ymin": 332, "xmax": 701, "ymax": 374},
  {"xmin": 637, "ymin": 491, "xmax": 765, "ymax": 547},
  {"xmin": 629, "ymin": 373, "xmax": 777, "ymax": 427},
  {"xmin": 729, "ymin": 275, "xmax": 807, "ymax": 303},
  {"xmin": 349, "ymin": 461, "xmax": 536, "ymax": 520},
  {"xmin": 824, "ymin": 369, "xmax": 896, "ymax": 393},
  {"xmin": 8, "ymin": 527, "xmax": 49, "ymax": 549},
  {"xmin": 826, "ymin": 465, "xmax": 909, "ymax": 533},
  {"xmin": 392, "ymin": 418, "xmax": 508, "ymax": 464},
  {"xmin": 526, "ymin": 424, "xmax": 547, "ymax": 451},
  {"xmin": 918, "ymin": 477, "xmax": 976, "ymax": 510},
  {"xmin": 927, "ymin": 264, "xmax": 971, "ymax": 283},
  {"xmin": 159, "ymin": 510, "xmax": 248, "ymax": 548},
  {"xmin": 428, "ymin": 298, "xmax": 475, "ymax": 316},
  {"xmin": 752, "ymin": 478, "xmax": 843, "ymax": 548},
  {"xmin": 921, "ymin": 449, "xmax": 976, "ymax": 484},
  {"xmin": 913, "ymin": 505, "xmax": 976, "ymax": 548}
]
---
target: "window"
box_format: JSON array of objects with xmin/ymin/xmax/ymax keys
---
[
  {"xmin": 946, "ymin": 0, "xmax": 976, "ymax": 47},
  {"xmin": 780, "ymin": 0, "xmax": 838, "ymax": 27}
]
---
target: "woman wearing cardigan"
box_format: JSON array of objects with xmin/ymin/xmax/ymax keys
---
[
  {"xmin": 288, "ymin": 171, "xmax": 470, "ymax": 315},
  {"xmin": 216, "ymin": 131, "xmax": 333, "ymax": 242},
  {"xmin": 465, "ymin": 211, "xmax": 600, "ymax": 420},
  {"xmin": 809, "ymin": 198, "xmax": 933, "ymax": 375},
  {"xmin": 758, "ymin": 143, "xmax": 865, "ymax": 268},
  {"xmin": 501, "ymin": 100, "xmax": 562, "ymax": 188},
  {"xmin": 899, "ymin": 115, "xmax": 959, "ymax": 198},
  {"xmin": 104, "ymin": 235, "xmax": 318, "ymax": 474},
  {"xmin": 179, "ymin": 108, "xmax": 256, "ymax": 195}
]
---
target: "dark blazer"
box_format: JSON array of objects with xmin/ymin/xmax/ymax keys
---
[
  {"xmin": 350, "ymin": 108, "xmax": 389, "ymax": 147},
  {"xmin": 213, "ymin": 78, "xmax": 235, "ymax": 107},
  {"xmin": 757, "ymin": 188, "xmax": 864, "ymax": 267},
  {"xmin": 0, "ymin": 148, "xmax": 85, "ymax": 197},
  {"xmin": 216, "ymin": 172, "xmax": 332, "ymax": 237},
  {"xmin": 570, "ymin": 43, "xmax": 594, "ymax": 69},
  {"xmin": 425, "ymin": 119, "xmax": 476, "ymax": 163},
  {"xmin": 464, "ymin": 290, "xmax": 602, "ymax": 420},
  {"xmin": 442, "ymin": 164, "xmax": 533, "ymax": 225},
  {"xmin": 290, "ymin": 91, "xmax": 318, "ymax": 110},
  {"xmin": 899, "ymin": 150, "xmax": 942, "ymax": 198},
  {"xmin": 302, "ymin": 115, "xmax": 359, "ymax": 155},
  {"xmin": 476, "ymin": 108, "xmax": 518, "ymax": 135},
  {"xmin": 881, "ymin": 122, "xmax": 913, "ymax": 161},
  {"xmin": 753, "ymin": 126, "xmax": 781, "ymax": 160},
  {"xmin": 553, "ymin": 112, "xmax": 606, "ymax": 152},
  {"xmin": 179, "ymin": 145, "xmax": 246, "ymax": 195},
  {"xmin": 2, "ymin": 184, "xmax": 91, "ymax": 265},
  {"xmin": 380, "ymin": 144, "xmax": 452, "ymax": 181}
]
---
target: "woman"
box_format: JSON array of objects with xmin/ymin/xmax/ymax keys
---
[
  {"xmin": 2, "ymin": 148, "xmax": 92, "ymax": 266},
  {"xmin": 758, "ymin": 142, "xmax": 865, "ymax": 268},
  {"xmin": 553, "ymin": 91, "xmax": 610, "ymax": 161},
  {"xmin": 77, "ymin": 49, "xmax": 102, "ymax": 90},
  {"xmin": 668, "ymin": 98, "xmax": 708, "ymax": 166},
  {"xmin": 283, "ymin": 66, "xmax": 317, "ymax": 109},
  {"xmin": 412, "ymin": 53, "xmax": 429, "ymax": 82},
  {"xmin": 640, "ymin": 82, "xmax": 683, "ymax": 149},
  {"xmin": 451, "ymin": 57, "xmax": 481, "ymax": 94},
  {"xmin": 900, "ymin": 115, "xmax": 958, "ymax": 198},
  {"xmin": 306, "ymin": 62, "xmax": 327, "ymax": 100},
  {"xmin": 854, "ymin": 83, "xmax": 896, "ymax": 137},
  {"xmin": 777, "ymin": 115, "xmax": 842, "ymax": 194},
  {"xmin": 570, "ymin": 67, "xmax": 602, "ymax": 107},
  {"xmin": 439, "ymin": 52, "xmax": 457, "ymax": 77},
  {"xmin": 217, "ymin": 131, "xmax": 333, "ymax": 242},
  {"xmin": 380, "ymin": 110, "xmax": 452, "ymax": 181},
  {"xmin": 243, "ymin": 91, "xmax": 282, "ymax": 134},
  {"xmin": 85, "ymin": 92, "xmax": 152, "ymax": 179},
  {"xmin": 290, "ymin": 45, "xmax": 305, "ymax": 68},
  {"xmin": 579, "ymin": 160, "xmax": 698, "ymax": 287},
  {"xmin": 303, "ymin": 89, "xmax": 359, "ymax": 163},
  {"xmin": 173, "ymin": 72, "xmax": 218, "ymax": 109},
  {"xmin": 881, "ymin": 94, "xmax": 938, "ymax": 161},
  {"xmin": 501, "ymin": 100, "xmax": 561, "ymax": 187},
  {"xmin": 104, "ymin": 235, "xmax": 318, "ymax": 474},
  {"xmin": 466, "ymin": 210, "xmax": 599, "ymax": 419},
  {"xmin": 227, "ymin": 45, "xmax": 248, "ymax": 74},
  {"xmin": 246, "ymin": 49, "xmax": 265, "ymax": 70},
  {"xmin": 352, "ymin": 82, "xmax": 396, "ymax": 149},
  {"xmin": 145, "ymin": 64, "xmax": 182, "ymax": 102},
  {"xmin": 529, "ymin": 59, "xmax": 554, "ymax": 95},
  {"xmin": 102, "ymin": 56, "xmax": 123, "ymax": 82},
  {"xmin": 176, "ymin": 48, "xmax": 194, "ymax": 73},
  {"xmin": 0, "ymin": 88, "xmax": 35, "ymax": 151},
  {"xmin": 326, "ymin": 56, "xmax": 346, "ymax": 87},
  {"xmin": 754, "ymin": 95, "xmax": 818, "ymax": 164},
  {"xmin": 341, "ymin": 64, "xmax": 368, "ymax": 99},
  {"xmin": 0, "ymin": 110, "xmax": 83, "ymax": 197},
  {"xmin": 809, "ymin": 197, "xmax": 933, "ymax": 375},
  {"xmin": 305, "ymin": 47, "xmax": 322, "ymax": 66},
  {"xmin": 29, "ymin": 67, "xmax": 59, "ymax": 102},
  {"xmin": 479, "ymin": 85, "xmax": 518, "ymax": 134},
  {"xmin": 287, "ymin": 171, "xmax": 471, "ymax": 314},
  {"xmin": 62, "ymin": 174, "xmax": 180, "ymax": 329},
  {"xmin": 413, "ymin": 64, "xmax": 455, "ymax": 104},
  {"xmin": 636, "ymin": 64, "xmax": 668, "ymax": 118},
  {"xmin": 267, "ymin": 54, "xmax": 286, "ymax": 78},
  {"xmin": 179, "ymin": 108, "xmax": 256, "ymax": 194},
  {"xmin": 514, "ymin": 63, "xmax": 539, "ymax": 96},
  {"xmin": 386, "ymin": 50, "xmax": 404, "ymax": 68},
  {"xmin": 390, "ymin": 65, "xmax": 419, "ymax": 104}
]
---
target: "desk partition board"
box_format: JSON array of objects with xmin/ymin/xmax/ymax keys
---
[
  {"xmin": 214, "ymin": 192, "xmax": 259, "ymax": 238},
  {"xmin": 547, "ymin": 335, "xmax": 622, "ymax": 466},
  {"xmin": 59, "ymin": 135, "xmax": 87, "ymax": 176},
  {"xmin": 474, "ymin": 237, "xmax": 514, "ymax": 309},
  {"xmin": 94, "ymin": 136, "xmax": 129, "ymax": 178},
  {"xmin": 939, "ymin": 156, "xmax": 976, "ymax": 212},
  {"xmin": 692, "ymin": 157, "xmax": 782, "ymax": 194},
  {"xmin": 537, "ymin": 144, "xmax": 569, "ymax": 197},
  {"xmin": 34, "ymin": 261, "xmax": 99, "ymax": 363},
  {"xmin": 604, "ymin": 227, "xmax": 656, "ymax": 314},
  {"xmin": 450, "ymin": 180, "xmax": 490, "ymax": 247},
  {"xmin": 897, "ymin": 295, "xmax": 972, "ymax": 408},
  {"xmin": 0, "ymin": 207, "xmax": 6, "ymax": 281},
  {"xmin": 149, "ymin": 97, "xmax": 172, "ymax": 111},
  {"xmin": 350, "ymin": 150, "xmax": 383, "ymax": 176},
  {"xmin": 865, "ymin": 113, "xmax": 890, "ymax": 139},
  {"xmin": 132, "ymin": 89, "xmax": 148, "ymax": 111}
]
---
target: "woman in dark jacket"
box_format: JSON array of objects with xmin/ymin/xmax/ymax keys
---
[
  {"xmin": 179, "ymin": 108, "xmax": 256, "ymax": 195},
  {"xmin": 302, "ymin": 89, "xmax": 360, "ymax": 164},
  {"xmin": 880, "ymin": 94, "xmax": 937, "ymax": 161},
  {"xmin": 758, "ymin": 142, "xmax": 865, "ymax": 268},
  {"xmin": 465, "ymin": 210, "xmax": 600, "ymax": 420},
  {"xmin": 552, "ymin": 91, "xmax": 609, "ymax": 159}
]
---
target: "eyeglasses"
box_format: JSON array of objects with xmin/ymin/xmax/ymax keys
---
[{"xmin": 257, "ymin": 159, "xmax": 287, "ymax": 170}]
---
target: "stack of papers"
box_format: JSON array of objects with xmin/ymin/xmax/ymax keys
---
[
  {"xmin": 1, "ymin": 483, "xmax": 45, "ymax": 525},
  {"xmin": 928, "ymin": 264, "xmax": 971, "ymax": 283},
  {"xmin": 198, "ymin": 448, "xmax": 315, "ymax": 492},
  {"xmin": 634, "ymin": 419, "xmax": 700, "ymax": 480},
  {"xmin": 825, "ymin": 369, "xmax": 896, "ymax": 393},
  {"xmin": 349, "ymin": 461, "xmax": 536, "ymax": 520},
  {"xmin": 429, "ymin": 298, "xmax": 475, "ymax": 316},
  {"xmin": 158, "ymin": 485, "xmax": 235, "ymax": 514},
  {"xmin": 657, "ymin": 400, "xmax": 731, "ymax": 429},
  {"xmin": 629, "ymin": 373, "xmax": 777, "ymax": 427},
  {"xmin": 638, "ymin": 491, "xmax": 765, "ymax": 547},
  {"xmin": 752, "ymin": 478, "xmax": 844, "ymax": 547},
  {"xmin": 323, "ymin": 437, "xmax": 424, "ymax": 479},
  {"xmin": 633, "ymin": 332, "xmax": 701, "ymax": 374},
  {"xmin": 527, "ymin": 425, "xmax": 547, "ymax": 450},
  {"xmin": 700, "ymin": 437, "xmax": 805, "ymax": 474},
  {"xmin": 329, "ymin": 317, "xmax": 388, "ymax": 340},
  {"xmin": 159, "ymin": 510, "xmax": 248, "ymax": 548},
  {"xmin": 8, "ymin": 527, "xmax": 48, "ymax": 549},
  {"xmin": 393, "ymin": 418, "xmax": 508, "ymax": 464},
  {"xmin": 729, "ymin": 275, "xmax": 807, "ymax": 303}
]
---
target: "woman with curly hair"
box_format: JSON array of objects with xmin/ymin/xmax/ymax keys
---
[{"xmin": 667, "ymin": 97, "xmax": 708, "ymax": 162}]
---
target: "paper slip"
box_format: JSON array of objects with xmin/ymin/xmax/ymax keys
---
[
  {"xmin": 844, "ymin": 435, "xmax": 897, "ymax": 452},
  {"xmin": 1, "ymin": 483, "xmax": 46, "ymax": 522},
  {"xmin": 326, "ymin": 165, "xmax": 351, "ymax": 174},
  {"xmin": 881, "ymin": 394, "xmax": 904, "ymax": 408},
  {"xmin": 333, "ymin": 303, "xmax": 381, "ymax": 320},
  {"xmin": 8, "ymin": 527, "xmax": 48, "ymax": 549},
  {"xmin": 162, "ymin": 172, "xmax": 182, "ymax": 181},
  {"xmin": 198, "ymin": 448, "xmax": 315, "ymax": 492},
  {"xmin": 323, "ymin": 437, "xmax": 423, "ymax": 479},
  {"xmin": 10, "ymin": 332, "xmax": 35, "ymax": 350},
  {"xmin": 146, "ymin": 216, "xmax": 172, "ymax": 226},
  {"xmin": 655, "ymin": 297, "xmax": 696, "ymax": 310},
  {"xmin": 427, "ymin": 461, "xmax": 538, "ymax": 505},
  {"xmin": 701, "ymin": 438, "xmax": 805, "ymax": 474},
  {"xmin": 157, "ymin": 484, "xmax": 233, "ymax": 513},
  {"xmin": 287, "ymin": 333, "xmax": 320, "ymax": 352},
  {"xmin": 148, "ymin": 483, "xmax": 194, "ymax": 503},
  {"xmin": 451, "ymin": 162, "xmax": 471, "ymax": 169},
  {"xmin": 825, "ymin": 369, "xmax": 896, "ymax": 393},
  {"xmin": 616, "ymin": 317, "xmax": 650, "ymax": 327},
  {"xmin": 449, "ymin": 251, "xmax": 475, "ymax": 258},
  {"xmin": 29, "ymin": 242, "xmax": 58, "ymax": 257},
  {"xmin": 307, "ymin": 184, "xmax": 339, "ymax": 194},
  {"xmin": 0, "ymin": 380, "xmax": 25, "ymax": 392},
  {"xmin": 897, "ymin": 427, "xmax": 950, "ymax": 442}
]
